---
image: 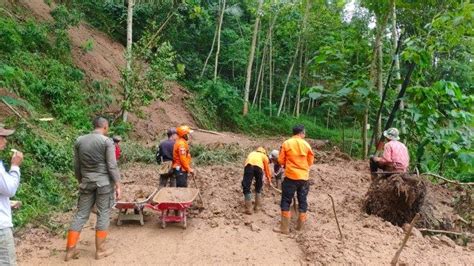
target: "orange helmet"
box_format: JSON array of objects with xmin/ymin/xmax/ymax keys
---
[
  {"xmin": 256, "ymin": 146, "xmax": 267, "ymax": 155},
  {"xmin": 177, "ymin": 125, "xmax": 193, "ymax": 137}
]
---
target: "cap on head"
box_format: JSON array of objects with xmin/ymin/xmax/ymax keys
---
[
  {"xmin": 293, "ymin": 124, "xmax": 305, "ymax": 135},
  {"xmin": 112, "ymin": 135, "xmax": 122, "ymax": 142},
  {"xmin": 177, "ymin": 125, "xmax": 193, "ymax": 137},
  {"xmin": 383, "ymin": 128, "xmax": 400, "ymax": 141},
  {"xmin": 256, "ymin": 146, "xmax": 267, "ymax": 155},
  {"xmin": 167, "ymin": 127, "xmax": 177, "ymax": 138}
]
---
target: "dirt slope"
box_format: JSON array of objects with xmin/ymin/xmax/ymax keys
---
[{"xmin": 20, "ymin": 0, "xmax": 125, "ymax": 87}]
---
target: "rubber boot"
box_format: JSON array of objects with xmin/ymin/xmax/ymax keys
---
[
  {"xmin": 244, "ymin": 194, "xmax": 253, "ymax": 215},
  {"xmin": 64, "ymin": 230, "xmax": 80, "ymax": 261},
  {"xmin": 296, "ymin": 212, "xmax": 307, "ymax": 231},
  {"xmin": 254, "ymin": 193, "xmax": 262, "ymax": 212},
  {"xmin": 95, "ymin": 231, "xmax": 114, "ymax": 260},
  {"xmin": 273, "ymin": 211, "xmax": 290, "ymax": 234}
]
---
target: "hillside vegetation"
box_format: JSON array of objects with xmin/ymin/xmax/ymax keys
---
[{"xmin": 0, "ymin": 0, "xmax": 472, "ymax": 230}]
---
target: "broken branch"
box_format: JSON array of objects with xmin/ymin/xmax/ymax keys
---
[
  {"xmin": 421, "ymin": 173, "xmax": 474, "ymax": 186},
  {"xmin": 391, "ymin": 213, "xmax": 420, "ymax": 265},
  {"xmin": 328, "ymin": 194, "xmax": 344, "ymax": 243}
]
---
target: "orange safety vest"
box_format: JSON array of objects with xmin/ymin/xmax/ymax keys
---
[
  {"xmin": 278, "ymin": 135, "xmax": 314, "ymax": 180},
  {"xmin": 244, "ymin": 151, "xmax": 272, "ymax": 179},
  {"xmin": 172, "ymin": 137, "xmax": 192, "ymax": 173}
]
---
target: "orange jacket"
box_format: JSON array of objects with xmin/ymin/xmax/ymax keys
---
[
  {"xmin": 172, "ymin": 137, "xmax": 192, "ymax": 173},
  {"xmin": 278, "ymin": 135, "xmax": 314, "ymax": 180},
  {"xmin": 244, "ymin": 151, "xmax": 272, "ymax": 179}
]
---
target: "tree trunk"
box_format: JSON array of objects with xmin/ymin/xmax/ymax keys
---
[
  {"xmin": 362, "ymin": 109, "xmax": 368, "ymax": 158},
  {"xmin": 295, "ymin": 43, "xmax": 304, "ymax": 117},
  {"xmin": 253, "ymin": 16, "xmax": 276, "ymax": 106},
  {"xmin": 200, "ymin": 19, "xmax": 218, "ymax": 78},
  {"xmin": 243, "ymin": 0, "xmax": 263, "ymax": 116},
  {"xmin": 277, "ymin": 0, "xmax": 309, "ymax": 117},
  {"xmin": 371, "ymin": 5, "xmax": 392, "ymax": 142},
  {"xmin": 392, "ymin": 1, "xmax": 404, "ymax": 131},
  {"xmin": 268, "ymin": 25, "xmax": 274, "ymax": 116},
  {"xmin": 122, "ymin": 0, "xmax": 134, "ymax": 123},
  {"xmin": 213, "ymin": 0, "xmax": 226, "ymax": 82}
]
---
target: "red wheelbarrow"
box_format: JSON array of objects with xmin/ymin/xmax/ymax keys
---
[{"xmin": 147, "ymin": 187, "xmax": 199, "ymax": 229}]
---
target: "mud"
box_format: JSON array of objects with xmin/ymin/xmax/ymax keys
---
[
  {"xmin": 15, "ymin": 159, "xmax": 474, "ymax": 265},
  {"xmin": 119, "ymin": 185, "xmax": 156, "ymax": 203}
]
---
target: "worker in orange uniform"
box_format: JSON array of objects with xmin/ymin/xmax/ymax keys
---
[
  {"xmin": 172, "ymin": 125, "xmax": 194, "ymax": 187},
  {"xmin": 242, "ymin": 147, "xmax": 271, "ymax": 214},
  {"xmin": 274, "ymin": 125, "xmax": 314, "ymax": 234}
]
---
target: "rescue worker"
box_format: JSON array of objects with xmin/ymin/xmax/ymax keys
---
[
  {"xmin": 370, "ymin": 128, "xmax": 409, "ymax": 177},
  {"xmin": 0, "ymin": 126, "xmax": 24, "ymax": 266},
  {"xmin": 269, "ymin": 149, "xmax": 283, "ymax": 189},
  {"xmin": 157, "ymin": 128, "xmax": 178, "ymax": 188},
  {"xmin": 274, "ymin": 125, "xmax": 314, "ymax": 234},
  {"xmin": 112, "ymin": 136, "xmax": 122, "ymax": 161},
  {"xmin": 242, "ymin": 147, "xmax": 271, "ymax": 214},
  {"xmin": 172, "ymin": 125, "xmax": 194, "ymax": 188},
  {"xmin": 65, "ymin": 117, "xmax": 121, "ymax": 261}
]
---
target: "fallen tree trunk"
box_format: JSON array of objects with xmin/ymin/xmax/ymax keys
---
[{"xmin": 364, "ymin": 173, "xmax": 427, "ymax": 226}]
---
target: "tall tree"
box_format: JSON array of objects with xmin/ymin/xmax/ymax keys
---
[
  {"xmin": 243, "ymin": 0, "xmax": 264, "ymax": 116},
  {"xmin": 214, "ymin": 0, "xmax": 226, "ymax": 82},
  {"xmin": 122, "ymin": 0, "xmax": 134, "ymax": 122}
]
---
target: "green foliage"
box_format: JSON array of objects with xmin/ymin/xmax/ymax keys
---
[
  {"xmin": 401, "ymin": 81, "xmax": 473, "ymax": 181},
  {"xmin": 81, "ymin": 38, "xmax": 94, "ymax": 52},
  {"xmin": 120, "ymin": 142, "xmax": 156, "ymax": 164},
  {"xmin": 1, "ymin": 124, "xmax": 77, "ymax": 228},
  {"xmin": 191, "ymin": 144, "xmax": 245, "ymax": 166},
  {"xmin": 121, "ymin": 23, "xmax": 178, "ymax": 115}
]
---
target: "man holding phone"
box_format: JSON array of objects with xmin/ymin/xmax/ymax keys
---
[{"xmin": 0, "ymin": 126, "xmax": 24, "ymax": 266}]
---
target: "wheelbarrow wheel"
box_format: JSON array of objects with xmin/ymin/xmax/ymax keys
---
[{"xmin": 161, "ymin": 219, "xmax": 166, "ymax": 229}]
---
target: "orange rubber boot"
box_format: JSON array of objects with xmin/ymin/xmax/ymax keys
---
[{"xmin": 64, "ymin": 230, "xmax": 80, "ymax": 261}]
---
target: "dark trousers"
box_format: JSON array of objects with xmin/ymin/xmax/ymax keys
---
[
  {"xmin": 280, "ymin": 177, "xmax": 309, "ymax": 212},
  {"xmin": 370, "ymin": 157, "xmax": 395, "ymax": 178},
  {"xmin": 174, "ymin": 169, "xmax": 188, "ymax": 187},
  {"xmin": 159, "ymin": 172, "xmax": 176, "ymax": 188},
  {"xmin": 241, "ymin": 164, "xmax": 263, "ymax": 195}
]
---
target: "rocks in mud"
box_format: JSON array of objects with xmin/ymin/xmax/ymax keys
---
[
  {"xmin": 439, "ymin": 235, "xmax": 456, "ymax": 248},
  {"xmin": 250, "ymin": 224, "xmax": 260, "ymax": 232}
]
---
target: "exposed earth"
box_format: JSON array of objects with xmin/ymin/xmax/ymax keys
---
[
  {"xmin": 11, "ymin": 0, "xmax": 474, "ymax": 265},
  {"xmin": 15, "ymin": 160, "xmax": 473, "ymax": 265}
]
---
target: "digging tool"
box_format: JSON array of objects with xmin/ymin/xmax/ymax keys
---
[
  {"xmin": 191, "ymin": 172, "xmax": 205, "ymax": 210},
  {"xmin": 269, "ymin": 183, "xmax": 298, "ymax": 217}
]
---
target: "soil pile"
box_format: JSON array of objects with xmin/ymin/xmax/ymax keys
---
[{"xmin": 364, "ymin": 173, "xmax": 427, "ymax": 226}]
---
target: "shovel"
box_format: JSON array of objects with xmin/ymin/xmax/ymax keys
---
[
  {"xmin": 191, "ymin": 172, "xmax": 205, "ymax": 210},
  {"xmin": 269, "ymin": 183, "xmax": 299, "ymax": 218}
]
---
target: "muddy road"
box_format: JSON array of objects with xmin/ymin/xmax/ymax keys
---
[{"xmin": 16, "ymin": 161, "xmax": 474, "ymax": 265}]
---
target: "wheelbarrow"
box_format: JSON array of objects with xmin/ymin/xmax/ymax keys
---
[
  {"xmin": 147, "ymin": 187, "xmax": 199, "ymax": 229},
  {"xmin": 114, "ymin": 188, "xmax": 157, "ymax": 226}
]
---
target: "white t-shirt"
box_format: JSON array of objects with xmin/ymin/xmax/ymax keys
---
[{"xmin": 0, "ymin": 160, "xmax": 20, "ymax": 229}]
